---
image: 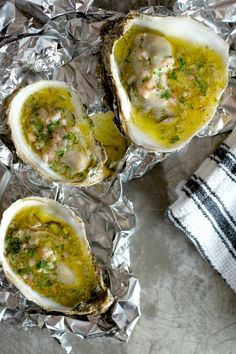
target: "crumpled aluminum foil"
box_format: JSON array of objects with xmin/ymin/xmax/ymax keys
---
[{"xmin": 0, "ymin": 0, "xmax": 235, "ymax": 352}]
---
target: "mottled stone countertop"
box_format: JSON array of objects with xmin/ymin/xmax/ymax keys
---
[{"xmin": 1, "ymin": 134, "xmax": 236, "ymax": 354}]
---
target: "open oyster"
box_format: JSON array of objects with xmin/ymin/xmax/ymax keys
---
[
  {"xmin": 101, "ymin": 12, "xmax": 229, "ymax": 152},
  {"xmin": 8, "ymin": 81, "xmax": 107, "ymax": 186},
  {"xmin": 0, "ymin": 197, "xmax": 113, "ymax": 314}
]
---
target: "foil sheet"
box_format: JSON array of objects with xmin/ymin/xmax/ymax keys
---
[{"xmin": 0, "ymin": 0, "xmax": 235, "ymax": 353}]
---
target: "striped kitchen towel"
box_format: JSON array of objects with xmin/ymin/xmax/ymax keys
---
[{"xmin": 167, "ymin": 128, "xmax": 236, "ymax": 293}]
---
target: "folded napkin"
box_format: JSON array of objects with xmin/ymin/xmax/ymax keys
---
[{"xmin": 167, "ymin": 128, "xmax": 236, "ymax": 293}]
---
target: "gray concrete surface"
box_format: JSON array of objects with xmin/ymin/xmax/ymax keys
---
[{"xmin": 1, "ymin": 134, "xmax": 236, "ymax": 354}]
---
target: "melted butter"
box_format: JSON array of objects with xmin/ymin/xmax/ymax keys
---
[
  {"xmin": 114, "ymin": 25, "xmax": 227, "ymax": 148},
  {"xmin": 91, "ymin": 111, "xmax": 129, "ymax": 174},
  {"xmin": 5, "ymin": 206, "xmax": 103, "ymax": 308},
  {"xmin": 21, "ymin": 87, "xmax": 75, "ymax": 151}
]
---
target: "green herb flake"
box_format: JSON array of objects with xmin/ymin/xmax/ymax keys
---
[
  {"xmin": 28, "ymin": 248, "xmax": 35, "ymax": 257},
  {"xmin": 18, "ymin": 267, "xmax": 31, "ymax": 275},
  {"xmin": 35, "ymin": 260, "xmax": 49, "ymax": 270},
  {"xmin": 47, "ymin": 119, "xmax": 61, "ymax": 134},
  {"xmin": 148, "ymin": 57, "xmax": 152, "ymax": 65},
  {"xmin": 5, "ymin": 234, "xmax": 22, "ymax": 255},
  {"xmin": 178, "ymin": 57, "xmax": 186, "ymax": 72},
  {"xmin": 170, "ymin": 71, "xmax": 177, "ymax": 80},
  {"xmin": 33, "ymin": 119, "xmax": 48, "ymax": 143},
  {"xmin": 64, "ymin": 131, "xmax": 78, "ymax": 143},
  {"xmin": 34, "ymin": 120, "xmax": 43, "ymax": 133},
  {"xmin": 169, "ymin": 135, "xmax": 180, "ymax": 144},
  {"xmin": 196, "ymin": 80, "xmax": 207, "ymax": 95},
  {"xmin": 56, "ymin": 149, "xmax": 65, "ymax": 158},
  {"xmin": 161, "ymin": 89, "xmax": 170, "ymax": 100},
  {"xmin": 64, "ymin": 132, "xmax": 73, "ymax": 140}
]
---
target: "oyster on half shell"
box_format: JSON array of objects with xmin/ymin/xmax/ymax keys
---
[
  {"xmin": 101, "ymin": 12, "xmax": 229, "ymax": 152},
  {"xmin": 0, "ymin": 197, "xmax": 113, "ymax": 315},
  {"xmin": 8, "ymin": 81, "xmax": 107, "ymax": 186}
]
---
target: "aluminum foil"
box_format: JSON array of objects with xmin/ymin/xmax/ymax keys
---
[
  {"xmin": 0, "ymin": 0, "xmax": 235, "ymax": 352},
  {"xmin": 0, "ymin": 140, "xmax": 141, "ymax": 349}
]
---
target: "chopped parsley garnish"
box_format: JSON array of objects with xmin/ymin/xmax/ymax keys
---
[
  {"xmin": 170, "ymin": 71, "xmax": 177, "ymax": 80},
  {"xmin": 5, "ymin": 234, "xmax": 22, "ymax": 255},
  {"xmin": 64, "ymin": 131, "xmax": 78, "ymax": 143},
  {"xmin": 47, "ymin": 119, "xmax": 61, "ymax": 134},
  {"xmin": 33, "ymin": 119, "xmax": 47, "ymax": 144},
  {"xmin": 161, "ymin": 89, "xmax": 170, "ymax": 100},
  {"xmin": 34, "ymin": 120, "xmax": 43, "ymax": 132},
  {"xmin": 169, "ymin": 135, "xmax": 180, "ymax": 144},
  {"xmin": 196, "ymin": 79, "xmax": 207, "ymax": 95},
  {"xmin": 18, "ymin": 267, "xmax": 31, "ymax": 275},
  {"xmin": 178, "ymin": 57, "xmax": 186, "ymax": 72},
  {"xmin": 36, "ymin": 260, "xmax": 49, "ymax": 270},
  {"xmin": 28, "ymin": 248, "xmax": 35, "ymax": 257},
  {"xmin": 56, "ymin": 149, "xmax": 65, "ymax": 157},
  {"xmin": 34, "ymin": 120, "xmax": 44, "ymax": 138}
]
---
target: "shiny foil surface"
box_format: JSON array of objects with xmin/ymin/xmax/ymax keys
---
[{"xmin": 0, "ymin": 0, "xmax": 235, "ymax": 353}]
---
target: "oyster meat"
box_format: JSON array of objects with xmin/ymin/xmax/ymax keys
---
[
  {"xmin": 0, "ymin": 197, "xmax": 113, "ymax": 314},
  {"xmin": 8, "ymin": 81, "xmax": 107, "ymax": 186},
  {"xmin": 101, "ymin": 12, "xmax": 229, "ymax": 152}
]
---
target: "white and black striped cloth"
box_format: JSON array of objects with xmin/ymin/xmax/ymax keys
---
[{"xmin": 167, "ymin": 128, "xmax": 236, "ymax": 293}]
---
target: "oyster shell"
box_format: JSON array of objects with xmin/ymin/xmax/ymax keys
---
[
  {"xmin": 0, "ymin": 197, "xmax": 113, "ymax": 315},
  {"xmin": 8, "ymin": 81, "xmax": 107, "ymax": 186},
  {"xmin": 101, "ymin": 12, "xmax": 229, "ymax": 152}
]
